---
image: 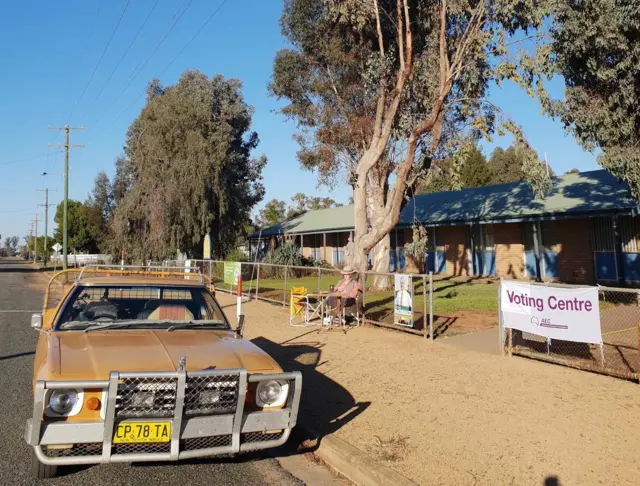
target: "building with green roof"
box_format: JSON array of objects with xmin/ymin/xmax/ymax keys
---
[{"xmin": 250, "ymin": 170, "xmax": 640, "ymax": 284}]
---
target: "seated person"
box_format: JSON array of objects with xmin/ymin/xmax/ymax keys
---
[{"xmin": 326, "ymin": 266, "xmax": 359, "ymax": 317}]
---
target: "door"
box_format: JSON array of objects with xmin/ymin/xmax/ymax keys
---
[
  {"xmin": 540, "ymin": 221, "xmax": 559, "ymax": 278},
  {"xmin": 425, "ymin": 227, "xmax": 446, "ymax": 273},
  {"xmin": 523, "ymin": 222, "xmax": 558, "ymax": 279},
  {"xmin": 472, "ymin": 225, "xmax": 496, "ymax": 276}
]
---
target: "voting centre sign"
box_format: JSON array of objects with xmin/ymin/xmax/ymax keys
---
[{"xmin": 500, "ymin": 281, "xmax": 602, "ymax": 345}]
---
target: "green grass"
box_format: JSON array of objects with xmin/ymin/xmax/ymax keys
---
[{"xmin": 214, "ymin": 271, "xmax": 499, "ymax": 322}]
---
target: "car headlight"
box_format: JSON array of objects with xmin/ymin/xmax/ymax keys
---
[
  {"xmin": 48, "ymin": 389, "xmax": 80, "ymax": 415},
  {"xmin": 256, "ymin": 380, "xmax": 289, "ymax": 407}
]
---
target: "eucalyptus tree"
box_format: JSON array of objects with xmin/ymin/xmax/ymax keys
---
[
  {"xmin": 549, "ymin": 0, "xmax": 640, "ymax": 199},
  {"xmin": 272, "ymin": 0, "xmax": 552, "ymax": 280}
]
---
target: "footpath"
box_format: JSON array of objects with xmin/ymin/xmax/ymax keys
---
[{"xmin": 217, "ymin": 293, "xmax": 640, "ymax": 486}]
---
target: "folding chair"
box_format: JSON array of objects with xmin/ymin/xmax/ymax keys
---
[
  {"xmin": 289, "ymin": 287, "xmax": 323, "ymax": 327},
  {"xmin": 343, "ymin": 289, "xmax": 364, "ymax": 328}
]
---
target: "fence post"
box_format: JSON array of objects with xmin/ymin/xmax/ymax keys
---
[
  {"xmin": 429, "ymin": 271, "xmax": 434, "ymax": 340},
  {"xmin": 256, "ymin": 263, "xmax": 260, "ymax": 301},
  {"xmin": 317, "ymin": 267, "xmax": 321, "ymax": 292},
  {"xmin": 283, "ymin": 266, "xmax": 288, "ymax": 307},
  {"xmin": 362, "ymin": 271, "xmax": 367, "ymax": 323},
  {"xmin": 422, "ymin": 275, "xmax": 427, "ymax": 339},
  {"xmin": 499, "ymin": 277, "xmax": 504, "ymax": 356}
]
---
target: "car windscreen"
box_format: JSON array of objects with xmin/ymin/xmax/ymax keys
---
[{"xmin": 55, "ymin": 285, "xmax": 230, "ymax": 331}]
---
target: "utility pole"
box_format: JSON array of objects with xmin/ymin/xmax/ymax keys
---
[
  {"xmin": 32, "ymin": 214, "xmax": 39, "ymax": 263},
  {"xmin": 38, "ymin": 188, "xmax": 56, "ymax": 267},
  {"xmin": 49, "ymin": 125, "xmax": 84, "ymax": 270},
  {"xmin": 28, "ymin": 221, "xmax": 34, "ymax": 259}
]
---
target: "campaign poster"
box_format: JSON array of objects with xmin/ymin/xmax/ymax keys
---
[{"xmin": 394, "ymin": 274, "xmax": 413, "ymax": 327}]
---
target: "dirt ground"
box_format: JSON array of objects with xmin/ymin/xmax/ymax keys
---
[{"xmin": 218, "ymin": 293, "xmax": 640, "ymax": 486}]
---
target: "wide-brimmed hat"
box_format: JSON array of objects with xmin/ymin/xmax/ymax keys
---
[{"xmin": 340, "ymin": 265, "xmax": 356, "ymax": 275}]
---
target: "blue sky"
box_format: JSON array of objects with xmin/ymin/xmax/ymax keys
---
[{"xmin": 0, "ymin": 1, "xmax": 598, "ymax": 240}]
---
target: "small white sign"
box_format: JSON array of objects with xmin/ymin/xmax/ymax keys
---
[
  {"xmin": 394, "ymin": 275, "xmax": 413, "ymax": 327},
  {"xmin": 500, "ymin": 280, "xmax": 602, "ymax": 344},
  {"xmin": 52, "ymin": 243, "xmax": 62, "ymax": 252}
]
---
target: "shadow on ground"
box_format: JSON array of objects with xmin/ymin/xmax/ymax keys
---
[
  {"xmin": 0, "ymin": 263, "xmax": 41, "ymax": 273},
  {"xmin": 251, "ymin": 333, "xmax": 371, "ymax": 452}
]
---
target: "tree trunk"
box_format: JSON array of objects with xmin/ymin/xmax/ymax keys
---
[{"xmin": 371, "ymin": 233, "xmax": 390, "ymax": 289}]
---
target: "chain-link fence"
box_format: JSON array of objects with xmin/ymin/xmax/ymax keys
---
[
  {"xmin": 179, "ymin": 260, "xmax": 435, "ymax": 339},
  {"xmin": 503, "ymin": 283, "xmax": 640, "ymax": 381}
]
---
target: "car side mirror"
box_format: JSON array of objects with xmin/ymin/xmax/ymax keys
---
[
  {"xmin": 236, "ymin": 314, "xmax": 245, "ymax": 338},
  {"xmin": 31, "ymin": 313, "xmax": 43, "ymax": 330}
]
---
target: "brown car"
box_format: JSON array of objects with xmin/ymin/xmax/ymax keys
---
[{"xmin": 25, "ymin": 265, "xmax": 301, "ymax": 479}]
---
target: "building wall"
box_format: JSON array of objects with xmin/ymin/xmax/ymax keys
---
[
  {"xmin": 403, "ymin": 229, "xmax": 423, "ymax": 273},
  {"xmin": 494, "ymin": 222, "xmax": 526, "ymax": 279},
  {"xmin": 294, "ymin": 232, "xmax": 351, "ymax": 264},
  {"xmin": 443, "ymin": 226, "xmax": 471, "ymax": 276},
  {"xmin": 254, "ymin": 216, "xmax": 603, "ymax": 283},
  {"xmin": 556, "ymin": 219, "xmax": 594, "ymax": 283}
]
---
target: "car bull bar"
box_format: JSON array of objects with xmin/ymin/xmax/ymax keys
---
[{"xmin": 25, "ymin": 369, "xmax": 302, "ymax": 465}]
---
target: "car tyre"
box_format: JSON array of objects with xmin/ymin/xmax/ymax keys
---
[{"xmin": 31, "ymin": 448, "xmax": 59, "ymax": 479}]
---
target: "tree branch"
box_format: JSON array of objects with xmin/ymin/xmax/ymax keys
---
[
  {"xmin": 397, "ymin": 0, "xmax": 405, "ymax": 72},
  {"xmin": 439, "ymin": 0, "xmax": 449, "ymax": 84},
  {"xmin": 449, "ymin": 0, "xmax": 485, "ymax": 77},
  {"xmin": 373, "ymin": 0, "xmax": 385, "ymax": 55},
  {"xmin": 403, "ymin": 0, "xmax": 412, "ymax": 73}
]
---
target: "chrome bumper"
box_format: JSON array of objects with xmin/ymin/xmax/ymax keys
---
[{"xmin": 25, "ymin": 369, "xmax": 302, "ymax": 465}]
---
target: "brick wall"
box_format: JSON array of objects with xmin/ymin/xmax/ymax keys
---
[
  {"xmin": 494, "ymin": 222, "xmax": 526, "ymax": 279},
  {"xmin": 443, "ymin": 226, "xmax": 471, "ymax": 276},
  {"xmin": 557, "ymin": 219, "xmax": 594, "ymax": 283}
]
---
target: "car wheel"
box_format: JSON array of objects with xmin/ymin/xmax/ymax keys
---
[{"xmin": 31, "ymin": 448, "xmax": 59, "ymax": 479}]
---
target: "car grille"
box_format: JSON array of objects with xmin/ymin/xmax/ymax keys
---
[
  {"xmin": 242, "ymin": 431, "xmax": 284, "ymax": 444},
  {"xmin": 116, "ymin": 377, "xmax": 177, "ymax": 418},
  {"xmin": 181, "ymin": 435, "xmax": 233, "ymax": 451},
  {"xmin": 42, "ymin": 443, "xmax": 102, "ymax": 457},
  {"xmin": 112, "ymin": 442, "xmax": 171, "ymax": 455},
  {"xmin": 184, "ymin": 374, "xmax": 239, "ymax": 415}
]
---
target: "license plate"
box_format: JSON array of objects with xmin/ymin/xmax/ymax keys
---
[{"xmin": 113, "ymin": 421, "xmax": 171, "ymax": 443}]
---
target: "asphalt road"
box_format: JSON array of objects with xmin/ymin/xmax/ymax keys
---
[{"xmin": 0, "ymin": 260, "xmax": 304, "ymax": 485}]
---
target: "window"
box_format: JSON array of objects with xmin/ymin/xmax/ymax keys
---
[
  {"xmin": 540, "ymin": 221, "xmax": 557, "ymax": 252},
  {"xmin": 523, "ymin": 222, "xmax": 557, "ymax": 252},
  {"xmin": 55, "ymin": 285, "xmax": 229, "ymax": 331},
  {"xmin": 434, "ymin": 227, "xmax": 445, "ymax": 250},
  {"xmin": 472, "ymin": 225, "xmax": 495, "ymax": 251},
  {"xmin": 590, "ymin": 218, "xmax": 614, "ymax": 252},
  {"xmin": 427, "ymin": 227, "xmax": 436, "ymax": 252},
  {"xmin": 620, "ymin": 216, "xmax": 639, "ymax": 253},
  {"xmin": 307, "ymin": 234, "xmax": 322, "ymax": 261}
]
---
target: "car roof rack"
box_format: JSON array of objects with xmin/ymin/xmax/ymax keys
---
[{"xmin": 77, "ymin": 264, "xmax": 206, "ymax": 284}]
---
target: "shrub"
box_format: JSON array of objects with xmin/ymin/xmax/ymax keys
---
[
  {"xmin": 260, "ymin": 242, "xmax": 330, "ymax": 278},
  {"xmin": 225, "ymin": 248, "xmax": 248, "ymax": 263}
]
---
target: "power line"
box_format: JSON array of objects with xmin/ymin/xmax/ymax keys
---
[
  {"xmin": 158, "ymin": 0, "xmax": 229, "ymax": 79},
  {"xmin": 0, "ymin": 207, "xmax": 37, "ymax": 214},
  {"xmin": 84, "ymin": 0, "xmax": 196, "ymax": 132},
  {"xmin": 65, "ymin": 0, "xmax": 132, "ymax": 124},
  {"xmin": 48, "ymin": 0, "xmax": 106, "ymax": 148},
  {"xmin": 0, "ymin": 152, "xmax": 60, "ymax": 166},
  {"xmin": 90, "ymin": 0, "xmax": 229, "ymax": 133},
  {"xmin": 78, "ymin": 0, "xmax": 161, "ymax": 125}
]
